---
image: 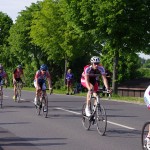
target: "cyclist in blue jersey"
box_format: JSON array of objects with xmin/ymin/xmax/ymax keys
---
[{"xmin": 34, "ymin": 64, "xmax": 52, "ymax": 106}]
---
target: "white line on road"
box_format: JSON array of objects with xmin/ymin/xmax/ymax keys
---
[
  {"xmin": 55, "ymin": 107, "xmax": 135, "ymax": 130},
  {"xmin": 56, "ymin": 107, "xmax": 81, "ymax": 115}
]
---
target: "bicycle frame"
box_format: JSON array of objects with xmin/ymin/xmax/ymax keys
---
[
  {"xmin": 15, "ymin": 81, "xmax": 23, "ymax": 102},
  {"xmin": 36, "ymin": 89, "xmax": 49, "ymax": 118},
  {"xmin": 0, "ymin": 85, "xmax": 3, "ymax": 108}
]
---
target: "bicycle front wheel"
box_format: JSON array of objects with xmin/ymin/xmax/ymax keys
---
[
  {"xmin": 82, "ymin": 103, "xmax": 91, "ymax": 130},
  {"xmin": 42, "ymin": 98, "xmax": 48, "ymax": 118},
  {"xmin": 96, "ymin": 104, "xmax": 107, "ymax": 136},
  {"xmin": 16, "ymin": 89, "xmax": 21, "ymax": 103},
  {"xmin": 0, "ymin": 91, "xmax": 3, "ymax": 108},
  {"xmin": 141, "ymin": 122, "xmax": 150, "ymax": 150},
  {"xmin": 36, "ymin": 101, "xmax": 42, "ymax": 115}
]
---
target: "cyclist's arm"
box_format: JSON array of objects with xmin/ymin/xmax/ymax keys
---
[
  {"xmin": 12, "ymin": 73, "xmax": 16, "ymax": 84},
  {"xmin": 21, "ymin": 73, "xmax": 26, "ymax": 83},
  {"xmin": 47, "ymin": 76, "xmax": 52, "ymax": 89},
  {"xmin": 4, "ymin": 73, "xmax": 8, "ymax": 85},
  {"xmin": 102, "ymin": 74, "xmax": 110, "ymax": 90}
]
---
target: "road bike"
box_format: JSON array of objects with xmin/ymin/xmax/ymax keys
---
[
  {"xmin": 0, "ymin": 83, "xmax": 7, "ymax": 108},
  {"xmin": 35, "ymin": 89, "xmax": 52, "ymax": 118},
  {"xmin": 82, "ymin": 90, "xmax": 108, "ymax": 136},
  {"xmin": 15, "ymin": 81, "xmax": 23, "ymax": 103},
  {"xmin": 141, "ymin": 121, "xmax": 150, "ymax": 150}
]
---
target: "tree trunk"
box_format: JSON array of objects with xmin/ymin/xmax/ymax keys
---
[
  {"xmin": 64, "ymin": 58, "xmax": 68, "ymax": 86},
  {"xmin": 112, "ymin": 50, "xmax": 119, "ymax": 94}
]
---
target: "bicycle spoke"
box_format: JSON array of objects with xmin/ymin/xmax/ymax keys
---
[
  {"xmin": 141, "ymin": 122, "xmax": 150, "ymax": 150},
  {"xmin": 43, "ymin": 98, "xmax": 48, "ymax": 118},
  {"xmin": 36, "ymin": 101, "xmax": 41, "ymax": 115},
  {"xmin": 96, "ymin": 105, "xmax": 107, "ymax": 136},
  {"xmin": 82, "ymin": 103, "xmax": 91, "ymax": 130}
]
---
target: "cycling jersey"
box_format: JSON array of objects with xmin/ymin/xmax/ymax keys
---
[
  {"xmin": 34, "ymin": 70, "xmax": 50, "ymax": 90},
  {"xmin": 81, "ymin": 64, "xmax": 105, "ymax": 91},
  {"xmin": 0, "ymin": 71, "xmax": 7, "ymax": 85},
  {"xmin": 13, "ymin": 69, "xmax": 23, "ymax": 79},
  {"xmin": 34, "ymin": 70, "xmax": 50, "ymax": 81}
]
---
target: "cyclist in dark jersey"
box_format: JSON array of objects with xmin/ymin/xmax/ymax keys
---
[
  {"xmin": 81, "ymin": 56, "xmax": 111, "ymax": 116},
  {"xmin": 13, "ymin": 65, "xmax": 25, "ymax": 100}
]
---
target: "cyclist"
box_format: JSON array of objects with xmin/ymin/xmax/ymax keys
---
[
  {"xmin": 0, "ymin": 64, "xmax": 8, "ymax": 93},
  {"xmin": 34, "ymin": 64, "xmax": 52, "ymax": 108},
  {"xmin": 66, "ymin": 69, "xmax": 74, "ymax": 95},
  {"xmin": 13, "ymin": 65, "xmax": 25, "ymax": 100},
  {"xmin": 144, "ymin": 86, "xmax": 150, "ymax": 149},
  {"xmin": 81, "ymin": 56, "xmax": 111, "ymax": 117}
]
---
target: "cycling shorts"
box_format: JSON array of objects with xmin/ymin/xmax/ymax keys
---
[
  {"xmin": 34, "ymin": 79, "xmax": 46, "ymax": 90},
  {"xmin": 81, "ymin": 77, "xmax": 98, "ymax": 92}
]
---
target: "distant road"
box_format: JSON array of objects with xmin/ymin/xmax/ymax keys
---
[{"xmin": 0, "ymin": 88, "xmax": 148, "ymax": 150}]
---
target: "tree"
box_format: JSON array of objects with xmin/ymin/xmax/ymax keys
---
[
  {"xmin": 92, "ymin": 0, "xmax": 150, "ymax": 93},
  {"xmin": 0, "ymin": 11, "xmax": 13, "ymax": 67}
]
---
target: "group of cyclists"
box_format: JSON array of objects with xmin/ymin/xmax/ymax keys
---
[
  {"xmin": 1, "ymin": 56, "xmax": 150, "ymax": 149},
  {"xmin": 0, "ymin": 56, "xmax": 111, "ymax": 116}
]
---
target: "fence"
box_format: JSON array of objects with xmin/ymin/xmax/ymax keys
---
[{"xmin": 117, "ymin": 87, "xmax": 146, "ymax": 97}]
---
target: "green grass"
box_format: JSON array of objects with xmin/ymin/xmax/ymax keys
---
[{"xmin": 11, "ymin": 87, "xmax": 144, "ymax": 105}]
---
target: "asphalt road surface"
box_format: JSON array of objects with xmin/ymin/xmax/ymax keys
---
[{"xmin": 0, "ymin": 88, "xmax": 149, "ymax": 150}]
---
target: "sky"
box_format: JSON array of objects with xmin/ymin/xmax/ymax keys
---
[
  {"xmin": 0, "ymin": 0, "xmax": 41, "ymax": 23},
  {"xmin": 0, "ymin": 0, "xmax": 150, "ymax": 60}
]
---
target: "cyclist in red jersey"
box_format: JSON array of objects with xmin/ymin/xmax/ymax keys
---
[
  {"xmin": 13, "ymin": 65, "xmax": 25, "ymax": 100},
  {"xmin": 81, "ymin": 56, "xmax": 111, "ymax": 116},
  {"xmin": 33, "ymin": 64, "xmax": 52, "ymax": 106}
]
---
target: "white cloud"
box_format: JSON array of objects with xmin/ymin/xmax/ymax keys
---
[
  {"xmin": 138, "ymin": 53, "xmax": 150, "ymax": 60},
  {"xmin": 0, "ymin": 0, "xmax": 42, "ymax": 22}
]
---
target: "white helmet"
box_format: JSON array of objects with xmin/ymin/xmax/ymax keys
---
[{"xmin": 90, "ymin": 56, "xmax": 100, "ymax": 63}]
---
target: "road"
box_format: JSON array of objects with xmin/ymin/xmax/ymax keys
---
[{"xmin": 0, "ymin": 88, "xmax": 148, "ymax": 150}]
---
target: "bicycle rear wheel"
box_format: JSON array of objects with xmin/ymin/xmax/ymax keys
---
[
  {"xmin": 141, "ymin": 122, "xmax": 150, "ymax": 150},
  {"xmin": 42, "ymin": 98, "xmax": 48, "ymax": 118},
  {"xmin": 82, "ymin": 103, "xmax": 91, "ymax": 130},
  {"xmin": 96, "ymin": 104, "xmax": 107, "ymax": 136}
]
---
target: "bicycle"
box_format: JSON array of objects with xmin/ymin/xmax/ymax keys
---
[
  {"xmin": 82, "ymin": 90, "xmax": 108, "ymax": 136},
  {"xmin": 141, "ymin": 121, "xmax": 150, "ymax": 150},
  {"xmin": 0, "ymin": 83, "xmax": 7, "ymax": 108},
  {"xmin": 35, "ymin": 89, "xmax": 52, "ymax": 118},
  {"xmin": 15, "ymin": 81, "xmax": 23, "ymax": 102}
]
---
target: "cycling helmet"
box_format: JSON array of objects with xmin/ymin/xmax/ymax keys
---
[
  {"xmin": 90, "ymin": 56, "xmax": 100, "ymax": 63},
  {"xmin": 17, "ymin": 65, "xmax": 22, "ymax": 69},
  {"xmin": 40, "ymin": 64, "xmax": 48, "ymax": 71}
]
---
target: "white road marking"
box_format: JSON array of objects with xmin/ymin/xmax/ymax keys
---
[
  {"xmin": 56, "ymin": 107, "xmax": 81, "ymax": 115},
  {"xmin": 4, "ymin": 95, "xmax": 9, "ymax": 97},
  {"xmin": 55, "ymin": 107, "xmax": 135, "ymax": 130},
  {"xmin": 3, "ymin": 93, "xmax": 136, "ymax": 130}
]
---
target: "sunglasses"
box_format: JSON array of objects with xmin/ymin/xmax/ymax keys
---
[
  {"xmin": 41, "ymin": 70, "xmax": 46, "ymax": 71},
  {"xmin": 94, "ymin": 63, "xmax": 99, "ymax": 65}
]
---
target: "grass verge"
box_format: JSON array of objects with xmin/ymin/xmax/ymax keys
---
[{"xmin": 19, "ymin": 87, "xmax": 144, "ymax": 105}]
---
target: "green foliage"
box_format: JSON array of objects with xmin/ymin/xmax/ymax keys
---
[
  {"xmin": 138, "ymin": 68, "xmax": 150, "ymax": 78},
  {"xmin": 0, "ymin": 0, "xmax": 149, "ymax": 90},
  {"xmin": 143, "ymin": 59, "xmax": 150, "ymax": 68}
]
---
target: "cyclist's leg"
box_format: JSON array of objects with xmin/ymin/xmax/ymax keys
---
[
  {"xmin": 81, "ymin": 78, "xmax": 93, "ymax": 116},
  {"xmin": 93, "ymin": 82, "xmax": 99, "ymax": 106},
  {"xmin": 34, "ymin": 80, "xmax": 41, "ymax": 105},
  {"xmin": 13, "ymin": 79, "xmax": 17, "ymax": 99}
]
